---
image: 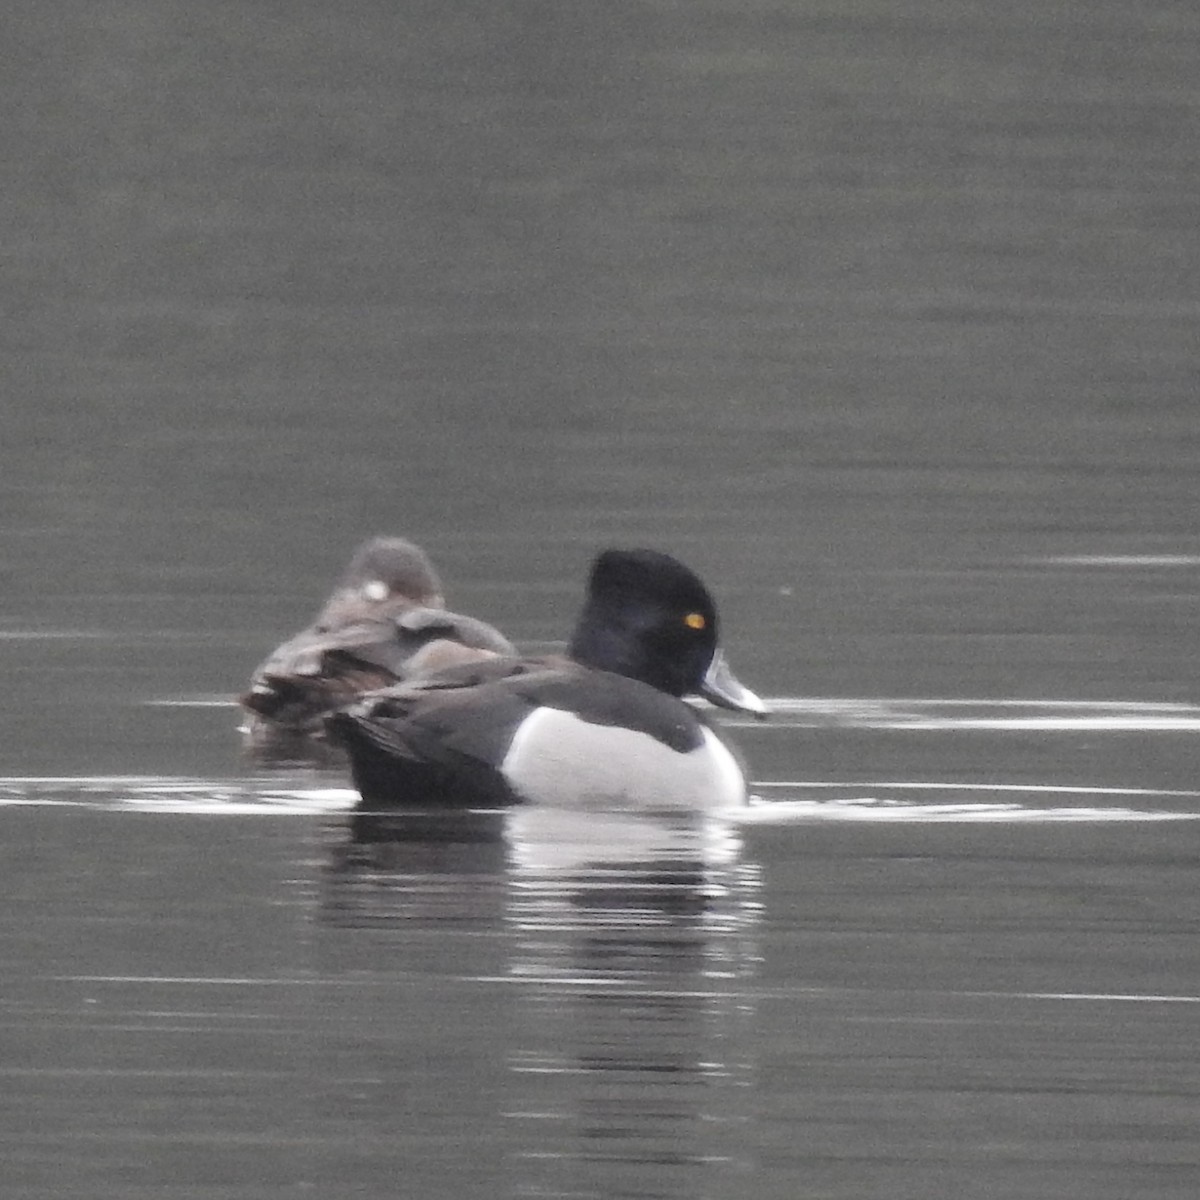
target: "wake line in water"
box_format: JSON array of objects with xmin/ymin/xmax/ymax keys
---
[
  {"xmin": 150, "ymin": 693, "xmax": 1200, "ymax": 732},
  {"xmin": 743, "ymin": 780, "xmax": 1200, "ymax": 823},
  {"xmin": 0, "ymin": 777, "xmax": 358, "ymax": 814},
  {"xmin": 725, "ymin": 696, "xmax": 1200, "ymax": 731},
  {"xmin": 1031, "ymin": 554, "xmax": 1200, "ymax": 567},
  {"xmin": 741, "ymin": 800, "xmax": 1200, "ymax": 824},
  {"xmin": 754, "ymin": 780, "xmax": 1200, "ymax": 797},
  {"xmin": 0, "ymin": 776, "xmax": 1197, "ymax": 822}
]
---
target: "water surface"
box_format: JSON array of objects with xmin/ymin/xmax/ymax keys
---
[{"xmin": 4, "ymin": 1, "xmax": 1200, "ymax": 1196}]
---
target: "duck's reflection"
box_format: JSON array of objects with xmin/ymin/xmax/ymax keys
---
[
  {"xmin": 319, "ymin": 806, "xmax": 761, "ymax": 1199},
  {"xmin": 320, "ymin": 808, "xmax": 511, "ymax": 940},
  {"xmin": 504, "ymin": 807, "xmax": 761, "ymax": 1198}
]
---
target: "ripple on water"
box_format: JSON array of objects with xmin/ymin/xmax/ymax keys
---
[
  {"xmin": 0, "ymin": 775, "xmax": 1197, "ymax": 823},
  {"xmin": 723, "ymin": 696, "xmax": 1200, "ymax": 731},
  {"xmin": 0, "ymin": 776, "xmax": 359, "ymax": 814}
]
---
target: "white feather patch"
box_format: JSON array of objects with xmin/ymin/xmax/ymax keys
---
[{"xmin": 500, "ymin": 707, "xmax": 746, "ymax": 810}]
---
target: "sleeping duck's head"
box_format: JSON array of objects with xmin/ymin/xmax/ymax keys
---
[{"xmin": 316, "ymin": 536, "xmax": 446, "ymax": 627}]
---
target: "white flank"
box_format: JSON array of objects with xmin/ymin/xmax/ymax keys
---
[{"xmin": 500, "ymin": 708, "xmax": 745, "ymax": 809}]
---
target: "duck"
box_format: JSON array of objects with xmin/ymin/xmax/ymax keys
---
[
  {"xmin": 240, "ymin": 536, "xmax": 514, "ymax": 758},
  {"xmin": 326, "ymin": 548, "xmax": 767, "ymax": 810}
]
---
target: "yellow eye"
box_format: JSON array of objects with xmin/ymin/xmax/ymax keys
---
[{"xmin": 683, "ymin": 612, "xmax": 706, "ymax": 630}]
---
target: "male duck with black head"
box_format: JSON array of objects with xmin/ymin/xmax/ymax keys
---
[{"xmin": 327, "ymin": 549, "xmax": 767, "ymax": 811}]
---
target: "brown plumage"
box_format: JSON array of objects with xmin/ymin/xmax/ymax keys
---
[{"xmin": 240, "ymin": 537, "xmax": 512, "ymax": 762}]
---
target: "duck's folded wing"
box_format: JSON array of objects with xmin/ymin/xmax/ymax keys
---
[
  {"xmin": 393, "ymin": 607, "xmax": 515, "ymax": 656},
  {"xmin": 328, "ymin": 658, "xmax": 550, "ymax": 759},
  {"xmin": 328, "ymin": 656, "xmax": 702, "ymax": 780},
  {"xmin": 242, "ymin": 608, "xmax": 514, "ymax": 720},
  {"xmin": 326, "ymin": 659, "xmax": 560, "ymax": 805},
  {"xmin": 241, "ymin": 619, "xmax": 400, "ymax": 721}
]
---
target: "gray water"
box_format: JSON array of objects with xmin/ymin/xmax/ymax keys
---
[{"xmin": 4, "ymin": 2, "xmax": 1200, "ymax": 1196}]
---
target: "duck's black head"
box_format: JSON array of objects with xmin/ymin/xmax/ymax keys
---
[{"xmin": 568, "ymin": 549, "xmax": 766, "ymax": 716}]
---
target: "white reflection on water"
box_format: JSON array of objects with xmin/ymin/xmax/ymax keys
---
[
  {"xmin": 499, "ymin": 810, "xmax": 761, "ymax": 1199},
  {"xmin": 317, "ymin": 806, "xmax": 763, "ymax": 1198}
]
